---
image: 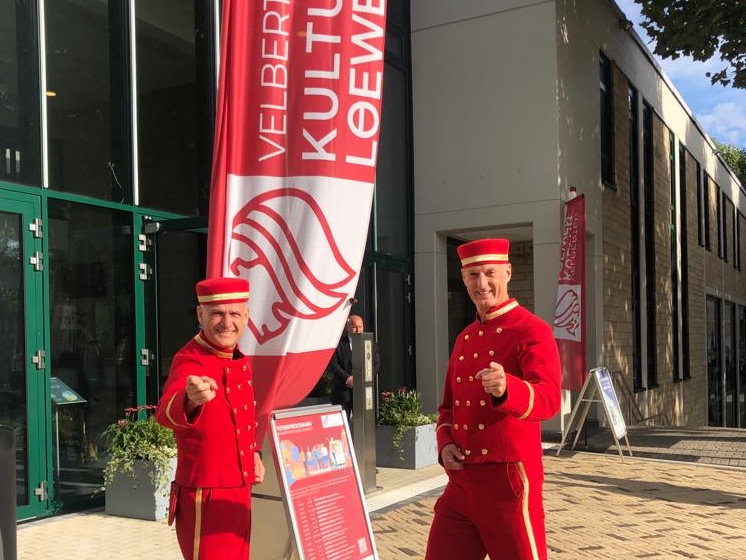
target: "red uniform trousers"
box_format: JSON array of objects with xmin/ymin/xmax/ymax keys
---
[
  {"xmin": 425, "ymin": 460, "xmax": 546, "ymax": 560},
  {"xmin": 173, "ymin": 484, "xmax": 252, "ymax": 560}
]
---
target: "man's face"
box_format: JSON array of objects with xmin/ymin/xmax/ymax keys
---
[
  {"xmin": 461, "ymin": 263, "xmax": 512, "ymax": 314},
  {"xmin": 346, "ymin": 316, "xmax": 364, "ymax": 334},
  {"xmin": 197, "ymin": 302, "xmax": 249, "ymax": 348}
]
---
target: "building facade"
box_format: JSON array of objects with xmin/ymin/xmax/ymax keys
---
[
  {"xmin": 2, "ymin": 0, "xmax": 744, "ymax": 522},
  {"xmin": 411, "ymin": 0, "xmax": 746, "ymax": 432},
  {"xmin": 0, "ymin": 0, "xmax": 413, "ymax": 519}
]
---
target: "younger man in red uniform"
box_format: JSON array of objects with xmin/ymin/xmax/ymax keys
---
[
  {"xmin": 156, "ymin": 277, "xmax": 265, "ymax": 560},
  {"xmin": 425, "ymin": 239, "xmax": 561, "ymax": 560}
]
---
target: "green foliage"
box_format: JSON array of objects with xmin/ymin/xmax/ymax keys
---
[
  {"xmin": 100, "ymin": 405, "xmax": 176, "ymax": 492},
  {"xmin": 635, "ymin": 0, "xmax": 746, "ymax": 89},
  {"xmin": 377, "ymin": 388, "xmax": 436, "ymax": 457},
  {"xmin": 713, "ymin": 139, "xmax": 746, "ymax": 186}
]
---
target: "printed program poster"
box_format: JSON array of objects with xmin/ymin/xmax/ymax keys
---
[
  {"xmin": 271, "ymin": 406, "xmax": 378, "ymax": 560},
  {"xmin": 594, "ymin": 368, "xmax": 627, "ymax": 439}
]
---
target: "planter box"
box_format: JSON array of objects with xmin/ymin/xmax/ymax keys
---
[
  {"xmin": 375, "ymin": 424, "xmax": 437, "ymax": 469},
  {"xmin": 105, "ymin": 458, "xmax": 176, "ymax": 521}
]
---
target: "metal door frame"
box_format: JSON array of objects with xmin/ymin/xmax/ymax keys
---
[{"xmin": 0, "ymin": 189, "xmax": 49, "ymax": 520}]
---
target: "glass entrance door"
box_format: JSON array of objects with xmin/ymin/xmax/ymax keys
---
[
  {"xmin": 139, "ymin": 216, "xmax": 206, "ymax": 404},
  {"xmin": 0, "ymin": 191, "xmax": 47, "ymax": 520}
]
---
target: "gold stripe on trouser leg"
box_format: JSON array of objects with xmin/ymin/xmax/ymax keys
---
[
  {"xmin": 193, "ymin": 488, "xmax": 203, "ymax": 560},
  {"xmin": 516, "ymin": 462, "xmax": 540, "ymax": 560}
]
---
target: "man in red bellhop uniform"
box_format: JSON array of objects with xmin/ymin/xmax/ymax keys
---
[
  {"xmin": 425, "ymin": 239, "xmax": 561, "ymax": 560},
  {"xmin": 156, "ymin": 277, "xmax": 265, "ymax": 560}
]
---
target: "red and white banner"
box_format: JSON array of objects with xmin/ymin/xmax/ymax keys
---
[
  {"xmin": 207, "ymin": 0, "xmax": 387, "ymax": 437},
  {"xmin": 553, "ymin": 192, "xmax": 586, "ymax": 391}
]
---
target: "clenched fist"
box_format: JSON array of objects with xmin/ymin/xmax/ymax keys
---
[
  {"xmin": 476, "ymin": 362, "xmax": 507, "ymax": 398},
  {"xmin": 186, "ymin": 375, "xmax": 218, "ymax": 409}
]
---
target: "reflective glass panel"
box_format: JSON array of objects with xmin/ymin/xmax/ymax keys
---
[
  {"xmin": 0, "ymin": 0, "xmax": 41, "ymax": 186},
  {"xmin": 0, "ymin": 211, "xmax": 29, "ymax": 505},
  {"xmin": 48, "ymin": 200, "xmax": 135, "ymax": 501},
  {"xmin": 706, "ymin": 297, "xmax": 722, "ymax": 426},
  {"xmin": 724, "ymin": 301, "xmax": 736, "ymax": 427},
  {"xmin": 739, "ymin": 306, "xmax": 746, "ymax": 428},
  {"xmin": 376, "ymin": 63, "xmax": 409, "ymax": 256},
  {"xmin": 375, "ymin": 269, "xmax": 408, "ymax": 392},
  {"xmin": 150, "ymin": 230, "xmax": 205, "ymax": 403},
  {"xmin": 45, "ymin": 0, "xmax": 125, "ymax": 200},
  {"xmin": 136, "ymin": 0, "xmax": 210, "ymax": 215}
]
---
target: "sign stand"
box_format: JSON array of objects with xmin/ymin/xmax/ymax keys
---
[
  {"xmin": 556, "ymin": 367, "xmax": 632, "ymax": 461},
  {"xmin": 49, "ymin": 377, "xmax": 86, "ymax": 479},
  {"xmin": 270, "ymin": 404, "xmax": 379, "ymax": 560}
]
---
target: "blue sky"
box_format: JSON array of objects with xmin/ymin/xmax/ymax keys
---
[{"xmin": 615, "ymin": 0, "xmax": 746, "ymax": 150}]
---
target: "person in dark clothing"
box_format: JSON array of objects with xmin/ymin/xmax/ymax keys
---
[{"xmin": 328, "ymin": 315, "xmax": 378, "ymax": 419}]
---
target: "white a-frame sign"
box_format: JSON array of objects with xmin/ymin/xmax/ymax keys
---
[{"xmin": 556, "ymin": 367, "xmax": 633, "ymax": 461}]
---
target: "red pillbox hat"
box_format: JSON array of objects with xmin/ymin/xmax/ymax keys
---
[
  {"xmin": 457, "ymin": 238, "xmax": 510, "ymax": 268},
  {"xmin": 196, "ymin": 277, "xmax": 250, "ymax": 304}
]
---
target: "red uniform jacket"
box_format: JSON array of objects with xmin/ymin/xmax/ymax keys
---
[
  {"xmin": 436, "ymin": 298, "xmax": 561, "ymax": 463},
  {"xmin": 156, "ymin": 331, "xmax": 259, "ymax": 488}
]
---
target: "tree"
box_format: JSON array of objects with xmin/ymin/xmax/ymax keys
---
[
  {"xmin": 713, "ymin": 138, "xmax": 746, "ymax": 186},
  {"xmin": 635, "ymin": 1, "xmax": 746, "ymax": 89}
]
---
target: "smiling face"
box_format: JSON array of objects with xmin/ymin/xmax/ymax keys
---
[
  {"xmin": 197, "ymin": 302, "xmax": 249, "ymax": 349},
  {"xmin": 461, "ymin": 263, "xmax": 512, "ymax": 318}
]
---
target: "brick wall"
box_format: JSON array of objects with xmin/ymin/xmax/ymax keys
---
[
  {"xmin": 600, "ymin": 64, "xmax": 745, "ymax": 428},
  {"xmin": 602, "ymin": 65, "xmax": 634, "ymax": 418},
  {"xmin": 510, "ymin": 241, "xmax": 534, "ymax": 313},
  {"xmin": 683, "ymin": 151, "xmax": 707, "ymax": 425}
]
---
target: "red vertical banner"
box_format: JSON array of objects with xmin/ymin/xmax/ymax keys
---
[
  {"xmin": 554, "ymin": 193, "xmax": 586, "ymax": 391},
  {"xmin": 207, "ymin": 0, "xmax": 387, "ymax": 437}
]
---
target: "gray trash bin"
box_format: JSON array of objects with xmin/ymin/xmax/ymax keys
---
[{"xmin": 0, "ymin": 425, "xmax": 17, "ymax": 560}]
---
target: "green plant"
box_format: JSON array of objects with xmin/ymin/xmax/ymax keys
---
[
  {"xmin": 100, "ymin": 405, "xmax": 176, "ymax": 491},
  {"xmin": 377, "ymin": 388, "xmax": 436, "ymax": 457}
]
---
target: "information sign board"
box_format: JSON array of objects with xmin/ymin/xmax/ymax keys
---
[
  {"xmin": 593, "ymin": 368, "xmax": 626, "ymax": 439},
  {"xmin": 556, "ymin": 367, "xmax": 632, "ymax": 460},
  {"xmin": 50, "ymin": 377, "xmax": 86, "ymax": 406},
  {"xmin": 270, "ymin": 405, "xmax": 378, "ymax": 560}
]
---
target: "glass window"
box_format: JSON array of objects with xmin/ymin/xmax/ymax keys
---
[
  {"xmin": 678, "ymin": 144, "xmax": 689, "ymax": 379},
  {"xmin": 696, "ymin": 161, "xmax": 704, "ymax": 247},
  {"xmin": 629, "ymin": 85, "xmax": 642, "ymax": 390},
  {"xmin": 642, "ymin": 101, "xmax": 656, "ymax": 387},
  {"xmin": 738, "ymin": 305, "xmax": 745, "ymax": 428},
  {"xmin": 386, "ymin": 0, "xmax": 408, "ymax": 31},
  {"xmin": 45, "ymin": 0, "xmax": 127, "ymax": 201},
  {"xmin": 375, "ymin": 63, "xmax": 410, "ymax": 257},
  {"xmin": 725, "ymin": 301, "xmax": 736, "ymax": 427},
  {"xmin": 0, "ymin": 0, "xmax": 41, "ymax": 186},
  {"xmin": 736, "ymin": 211, "xmax": 746, "ymax": 270},
  {"xmin": 0, "ymin": 210, "xmax": 30, "ymax": 505},
  {"xmin": 135, "ymin": 0, "xmax": 212, "ymax": 215},
  {"xmin": 375, "ymin": 269, "xmax": 412, "ymax": 392},
  {"xmin": 150, "ymin": 230, "xmax": 206, "ymax": 402},
  {"xmin": 707, "ymin": 297, "xmax": 721, "ymax": 426},
  {"xmin": 716, "ymin": 185, "xmax": 723, "ymax": 258},
  {"xmin": 704, "ymin": 174, "xmax": 711, "ymax": 251},
  {"xmin": 723, "ymin": 194, "xmax": 729, "ymax": 262},
  {"xmin": 599, "ymin": 51, "xmax": 613, "ymax": 187},
  {"xmin": 669, "ymin": 132, "xmax": 679, "ymax": 381},
  {"xmin": 48, "ymin": 200, "xmax": 135, "ymax": 502},
  {"xmin": 732, "ymin": 203, "xmax": 737, "ymax": 268}
]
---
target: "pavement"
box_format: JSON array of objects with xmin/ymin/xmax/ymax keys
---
[{"xmin": 16, "ymin": 426, "xmax": 746, "ymax": 559}]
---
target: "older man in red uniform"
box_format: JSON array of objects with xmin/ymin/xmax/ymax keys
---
[
  {"xmin": 425, "ymin": 239, "xmax": 561, "ymax": 560},
  {"xmin": 156, "ymin": 277, "xmax": 265, "ymax": 560}
]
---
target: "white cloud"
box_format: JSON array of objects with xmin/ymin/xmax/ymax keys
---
[{"xmin": 699, "ymin": 102, "xmax": 746, "ymax": 148}]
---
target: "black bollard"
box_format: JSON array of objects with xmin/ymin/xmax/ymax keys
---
[{"xmin": 0, "ymin": 425, "xmax": 17, "ymax": 560}]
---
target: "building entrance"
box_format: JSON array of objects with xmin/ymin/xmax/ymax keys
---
[{"xmin": 0, "ymin": 191, "xmax": 47, "ymax": 520}]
